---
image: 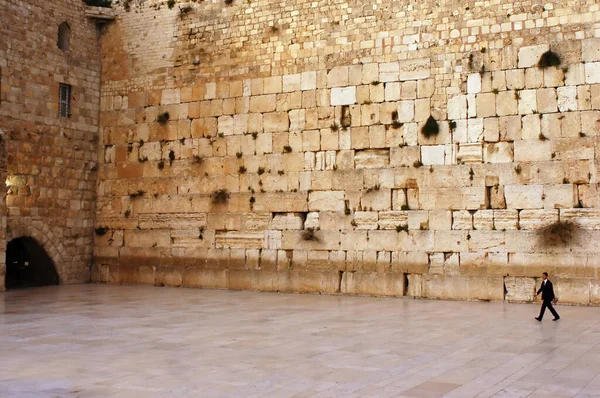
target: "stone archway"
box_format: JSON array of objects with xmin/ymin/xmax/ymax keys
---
[
  {"xmin": 6, "ymin": 237, "xmax": 59, "ymax": 289},
  {"xmin": 6, "ymin": 221, "xmax": 69, "ymax": 285}
]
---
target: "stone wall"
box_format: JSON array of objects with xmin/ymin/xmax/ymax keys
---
[
  {"xmin": 0, "ymin": 0, "xmax": 102, "ymax": 289},
  {"xmin": 94, "ymin": 0, "xmax": 600, "ymax": 304}
]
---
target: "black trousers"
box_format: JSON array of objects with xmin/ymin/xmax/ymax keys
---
[{"xmin": 539, "ymin": 300, "xmax": 559, "ymax": 319}]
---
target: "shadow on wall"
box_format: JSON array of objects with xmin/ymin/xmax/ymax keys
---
[{"xmin": 5, "ymin": 237, "xmax": 59, "ymax": 289}]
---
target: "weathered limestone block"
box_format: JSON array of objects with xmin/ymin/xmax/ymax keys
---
[
  {"xmin": 429, "ymin": 210, "xmax": 452, "ymax": 230},
  {"xmin": 514, "ymin": 140, "xmax": 551, "ymax": 162},
  {"xmin": 494, "ymin": 210, "xmax": 519, "ymax": 230},
  {"xmin": 521, "ymin": 115, "xmax": 541, "ymax": 140},
  {"xmin": 543, "ymin": 185, "xmax": 576, "ymax": 209},
  {"xmin": 582, "ymin": 38, "xmax": 600, "ymax": 62},
  {"xmin": 379, "ymin": 211, "xmax": 409, "ymax": 230},
  {"xmin": 263, "ymin": 112, "xmax": 289, "ymax": 133},
  {"xmin": 270, "ymin": 213, "xmax": 304, "ymax": 230},
  {"xmin": 556, "ymin": 278, "xmax": 591, "ymax": 305},
  {"xmin": 517, "ymin": 44, "xmax": 549, "ymax": 68},
  {"xmin": 457, "ymin": 143, "xmax": 482, "ymax": 164},
  {"xmin": 585, "ymin": 62, "xmax": 600, "ymax": 84},
  {"xmin": 397, "ymin": 100, "xmax": 415, "ymax": 122},
  {"xmin": 249, "ymin": 94, "xmax": 277, "ymax": 113},
  {"xmin": 504, "ymin": 185, "xmax": 543, "ymax": 210},
  {"xmin": 421, "ymin": 145, "xmax": 445, "ymax": 165},
  {"xmin": 327, "ymin": 66, "xmax": 349, "ymax": 87},
  {"xmin": 467, "ymin": 73, "xmax": 481, "ymax": 94},
  {"xmin": 361, "ymin": 188, "xmax": 391, "ymax": 211},
  {"xmin": 467, "ymin": 119, "xmax": 484, "ymax": 142},
  {"xmin": 161, "ymin": 88, "xmax": 181, "ymax": 105},
  {"xmin": 354, "ymin": 149, "xmax": 389, "ymax": 168},
  {"xmin": 496, "ymin": 91, "xmax": 518, "ymax": 116},
  {"xmin": 448, "ymin": 95, "xmax": 467, "ymax": 120},
  {"xmin": 504, "ymin": 276, "xmax": 536, "ymax": 302},
  {"xmin": 476, "ymin": 93, "xmax": 496, "ymax": 117},
  {"xmin": 215, "ymin": 231, "xmax": 264, "ymax": 249},
  {"xmin": 579, "ymin": 185, "xmax": 600, "ymax": 208},
  {"xmin": 518, "ymin": 89, "xmax": 537, "ymax": 114},
  {"xmin": 408, "ymin": 211, "xmax": 429, "ymax": 231},
  {"xmin": 473, "ymin": 210, "xmax": 494, "ymax": 230},
  {"xmin": 304, "ymin": 212, "xmax": 319, "ymax": 229},
  {"xmin": 283, "ymin": 74, "xmax": 301, "ymax": 93},
  {"xmin": 452, "ymin": 210, "xmax": 473, "ymax": 230},
  {"xmin": 331, "ymin": 87, "xmax": 356, "ymax": 106},
  {"xmin": 124, "ymin": 230, "xmax": 170, "ymax": 248},
  {"xmin": 254, "ymin": 192, "xmax": 308, "ymax": 213},
  {"xmin": 341, "ymin": 272, "xmax": 405, "ymax": 297},
  {"xmin": 422, "ymin": 275, "xmax": 503, "ymax": 301},
  {"xmin": 506, "ymin": 69, "xmax": 525, "ymax": 90},
  {"xmin": 183, "ymin": 269, "xmax": 227, "ymax": 289},
  {"xmin": 341, "ymin": 231, "xmax": 368, "ymax": 251},
  {"xmin": 308, "ymin": 191, "xmax": 345, "ymax": 211},
  {"xmin": 537, "ymin": 88, "xmax": 558, "ymax": 113},
  {"xmin": 484, "ymin": 142, "xmax": 513, "ymax": 163},
  {"xmin": 398, "ymin": 58, "xmax": 430, "ymax": 81},
  {"xmin": 560, "ymin": 209, "xmax": 600, "ymax": 229},
  {"xmin": 557, "ymin": 86, "xmax": 578, "ymax": 112},
  {"xmin": 241, "ymin": 213, "xmax": 272, "ymax": 230},
  {"xmin": 519, "ymin": 209, "xmax": 558, "ymax": 230},
  {"xmin": 379, "ymin": 62, "xmax": 399, "ymax": 82}
]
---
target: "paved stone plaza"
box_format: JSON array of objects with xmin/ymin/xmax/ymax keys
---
[{"xmin": 1, "ymin": 285, "xmax": 600, "ymax": 398}]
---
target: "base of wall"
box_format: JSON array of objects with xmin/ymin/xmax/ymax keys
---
[{"xmin": 91, "ymin": 263, "xmax": 600, "ymax": 306}]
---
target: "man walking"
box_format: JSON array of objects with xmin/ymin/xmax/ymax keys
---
[{"xmin": 535, "ymin": 272, "xmax": 560, "ymax": 321}]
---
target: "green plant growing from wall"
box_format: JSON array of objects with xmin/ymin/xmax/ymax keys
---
[
  {"xmin": 539, "ymin": 220, "xmax": 577, "ymax": 246},
  {"xmin": 421, "ymin": 116, "xmax": 439, "ymax": 138},
  {"xmin": 239, "ymin": 165, "xmax": 247, "ymax": 173},
  {"xmin": 167, "ymin": 0, "xmax": 176, "ymax": 9},
  {"xmin": 157, "ymin": 112, "xmax": 170, "ymax": 125},
  {"xmin": 283, "ymin": 145, "xmax": 292, "ymax": 153},
  {"xmin": 211, "ymin": 189, "xmax": 230, "ymax": 205},
  {"xmin": 538, "ymin": 51, "xmax": 561, "ymax": 69},
  {"xmin": 129, "ymin": 190, "xmax": 145, "ymax": 199},
  {"xmin": 396, "ymin": 225, "xmax": 409, "ymax": 232},
  {"xmin": 94, "ymin": 226, "xmax": 110, "ymax": 236},
  {"xmin": 301, "ymin": 227, "xmax": 319, "ymax": 242}
]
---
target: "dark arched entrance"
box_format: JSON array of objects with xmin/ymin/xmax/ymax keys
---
[{"xmin": 6, "ymin": 237, "xmax": 59, "ymax": 289}]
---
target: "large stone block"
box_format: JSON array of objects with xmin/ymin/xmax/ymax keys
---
[
  {"xmin": 263, "ymin": 112, "xmax": 289, "ymax": 133},
  {"xmin": 517, "ymin": 44, "xmax": 549, "ymax": 68},
  {"xmin": 354, "ymin": 149, "xmax": 389, "ymax": 168},
  {"xmin": 341, "ymin": 272, "xmax": 405, "ymax": 297},
  {"xmin": 398, "ymin": 58, "xmax": 431, "ymax": 81},
  {"xmin": 583, "ymin": 39, "xmax": 600, "ymax": 62},
  {"xmin": 331, "ymin": 87, "xmax": 356, "ymax": 106},
  {"xmin": 504, "ymin": 185, "xmax": 544, "ymax": 210},
  {"xmin": 503, "ymin": 276, "xmax": 536, "ymax": 302},
  {"xmin": 308, "ymin": 191, "xmax": 345, "ymax": 211}
]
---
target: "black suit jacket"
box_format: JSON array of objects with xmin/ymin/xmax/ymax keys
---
[{"xmin": 537, "ymin": 279, "xmax": 555, "ymax": 301}]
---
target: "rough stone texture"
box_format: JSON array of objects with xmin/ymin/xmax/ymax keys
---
[
  {"xmin": 0, "ymin": 0, "xmax": 100, "ymax": 290},
  {"xmin": 3, "ymin": 0, "xmax": 600, "ymax": 304}
]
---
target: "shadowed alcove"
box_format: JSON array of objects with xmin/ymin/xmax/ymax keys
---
[{"xmin": 5, "ymin": 237, "xmax": 59, "ymax": 289}]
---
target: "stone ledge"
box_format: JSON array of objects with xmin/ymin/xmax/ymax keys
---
[{"xmin": 84, "ymin": 6, "xmax": 116, "ymax": 21}]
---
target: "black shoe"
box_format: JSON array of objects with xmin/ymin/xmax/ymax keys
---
[
  {"xmin": 535, "ymin": 317, "xmax": 542, "ymax": 321},
  {"xmin": 553, "ymin": 317, "xmax": 560, "ymax": 321}
]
